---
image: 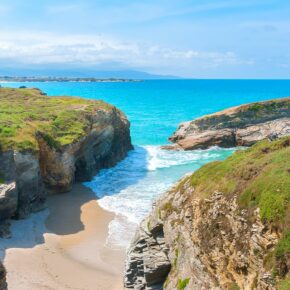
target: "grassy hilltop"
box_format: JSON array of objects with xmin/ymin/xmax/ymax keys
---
[
  {"xmin": 0, "ymin": 87, "xmax": 113, "ymax": 151},
  {"xmin": 190, "ymin": 137, "xmax": 290, "ymax": 228}
]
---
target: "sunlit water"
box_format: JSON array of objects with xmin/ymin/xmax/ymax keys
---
[{"xmin": 3, "ymin": 80, "xmax": 290, "ymax": 248}]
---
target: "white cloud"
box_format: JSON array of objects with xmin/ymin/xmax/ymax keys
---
[{"xmin": 0, "ymin": 30, "xmax": 251, "ymax": 75}]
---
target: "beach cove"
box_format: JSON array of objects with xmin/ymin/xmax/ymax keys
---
[
  {"xmin": 1, "ymin": 80, "xmax": 290, "ymax": 290},
  {"xmin": 1, "ymin": 184, "xmax": 124, "ymax": 290}
]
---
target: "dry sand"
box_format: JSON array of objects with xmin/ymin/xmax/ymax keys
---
[{"xmin": 0, "ymin": 183, "xmax": 126, "ymax": 290}]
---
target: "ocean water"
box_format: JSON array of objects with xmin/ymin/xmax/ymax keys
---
[{"xmin": 3, "ymin": 80, "xmax": 290, "ymax": 248}]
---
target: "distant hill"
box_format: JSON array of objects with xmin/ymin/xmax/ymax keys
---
[{"xmin": 0, "ymin": 67, "xmax": 179, "ymax": 80}]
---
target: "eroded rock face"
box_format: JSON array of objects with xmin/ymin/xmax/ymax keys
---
[
  {"xmin": 0, "ymin": 105, "xmax": 132, "ymax": 236},
  {"xmin": 0, "ymin": 262, "xmax": 7, "ymax": 290},
  {"xmin": 124, "ymin": 220, "xmax": 171, "ymax": 290},
  {"xmin": 125, "ymin": 176, "xmax": 284, "ymax": 290},
  {"xmin": 0, "ymin": 182, "xmax": 17, "ymax": 237},
  {"xmin": 0, "ymin": 150, "xmax": 46, "ymax": 221},
  {"xmin": 14, "ymin": 152, "xmax": 46, "ymax": 218},
  {"xmin": 38, "ymin": 107, "xmax": 132, "ymax": 193},
  {"xmin": 165, "ymin": 98, "xmax": 290, "ymax": 150}
]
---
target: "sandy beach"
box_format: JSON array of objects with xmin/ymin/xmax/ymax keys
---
[{"xmin": 0, "ymin": 183, "xmax": 125, "ymax": 290}]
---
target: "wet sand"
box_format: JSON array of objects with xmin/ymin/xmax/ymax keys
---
[{"xmin": 0, "ymin": 183, "xmax": 125, "ymax": 290}]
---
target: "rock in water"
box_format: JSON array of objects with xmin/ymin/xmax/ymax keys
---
[
  {"xmin": 165, "ymin": 97, "xmax": 290, "ymax": 150},
  {"xmin": 0, "ymin": 87, "xmax": 132, "ymax": 236}
]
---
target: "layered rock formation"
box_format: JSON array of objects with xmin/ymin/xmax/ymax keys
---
[
  {"xmin": 165, "ymin": 97, "xmax": 290, "ymax": 150},
  {"xmin": 0, "ymin": 88, "xmax": 132, "ymax": 236},
  {"xmin": 125, "ymin": 220, "xmax": 171, "ymax": 289},
  {"xmin": 125, "ymin": 137, "xmax": 290, "ymax": 289}
]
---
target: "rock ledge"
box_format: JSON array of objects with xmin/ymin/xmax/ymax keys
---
[{"xmin": 165, "ymin": 97, "xmax": 290, "ymax": 150}]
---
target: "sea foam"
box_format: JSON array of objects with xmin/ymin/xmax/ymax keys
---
[{"xmin": 84, "ymin": 145, "xmax": 234, "ymax": 249}]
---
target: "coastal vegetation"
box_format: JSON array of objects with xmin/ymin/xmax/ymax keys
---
[
  {"xmin": 0, "ymin": 87, "xmax": 114, "ymax": 151},
  {"xmin": 0, "ymin": 86, "xmax": 132, "ymax": 234},
  {"xmin": 125, "ymin": 136, "xmax": 290, "ymax": 289},
  {"xmin": 177, "ymin": 278, "xmax": 190, "ymax": 290},
  {"xmin": 189, "ymin": 136, "xmax": 290, "ymax": 284},
  {"xmin": 190, "ymin": 136, "xmax": 289, "ymax": 228}
]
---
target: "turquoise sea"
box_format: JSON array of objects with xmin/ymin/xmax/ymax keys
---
[{"xmin": 3, "ymin": 80, "xmax": 290, "ymax": 247}]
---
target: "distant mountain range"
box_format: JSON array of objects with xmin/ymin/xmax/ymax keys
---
[{"xmin": 0, "ymin": 67, "xmax": 179, "ymax": 80}]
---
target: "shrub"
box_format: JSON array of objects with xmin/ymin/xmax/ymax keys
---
[{"xmin": 177, "ymin": 278, "xmax": 190, "ymax": 290}]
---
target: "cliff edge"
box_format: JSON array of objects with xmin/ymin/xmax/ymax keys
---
[
  {"xmin": 125, "ymin": 137, "xmax": 290, "ymax": 290},
  {"xmin": 164, "ymin": 98, "xmax": 290, "ymax": 150},
  {"xmin": 0, "ymin": 87, "xmax": 132, "ymax": 237}
]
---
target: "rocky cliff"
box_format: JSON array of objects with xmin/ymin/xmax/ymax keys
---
[
  {"xmin": 0, "ymin": 87, "xmax": 132, "ymax": 236},
  {"xmin": 125, "ymin": 137, "xmax": 290, "ymax": 290},
  {"xmin": 0, "ymin": 262, "xmax": 6, "ymax": 290},
  {"xmin": 165, "ymin": 98, "xmax": 290, "ymax": 150}
]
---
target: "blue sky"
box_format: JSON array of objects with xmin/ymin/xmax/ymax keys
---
[{"xmin": 0, "ymin": 0, "xmax": 289, "ymax": 78}]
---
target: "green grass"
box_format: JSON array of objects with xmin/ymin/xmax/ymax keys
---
[
  {"xmin": 278, "ymin": 276, "xmax": 290, "ymax": 290},
  {"xmin": 228, "ymin": 282, "xmax": 240, "ymax": 290},
  {"xmin": 190, "ymin": 137, "xmax": 290, "ymax": 227},
  {"xmin": 177, "ymin": 278, "xmax": 190, "ymax": 290},
  {"xmin": 147, "ymin": 220, "xmax": 151, "ymax": 230},
  {"xmin": 173, "ymin": 248, "xmax": 179, "ymax": 267},
  {"xmin": 194, "ymin": 97, "xmax": 290, "ymax": 130},
  {"xmin": 161, "ymin": 202, "xmax": 175, "ymax": 215},
  {"xmin": 248, "ymin": 103, "xmax": 265, "ymax": 111},
  {"xmin": 275, "ymin": 231, "xmax": 290, "ymax": 260},
  {"xmin": 0, "ymin": 87, "xmax": 114, "ymax": 151},
  {"xmin": 248, "ymin": 100, "xmax": 288, "ymax": 112},
  {"xmin": 189, "ymin": 136, "xmax": 290, "ymax": 283}
]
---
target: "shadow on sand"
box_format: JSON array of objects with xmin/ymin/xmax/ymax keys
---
[{"xmin": 0, "ymin": 145, "xmax": 148, "ymax": 258}]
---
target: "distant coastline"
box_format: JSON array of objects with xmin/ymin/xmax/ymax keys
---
[{"xmin": 0, "ymin": 76, "xmax": 142, "ymax": 83}]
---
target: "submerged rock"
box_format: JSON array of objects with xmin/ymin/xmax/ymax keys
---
[{"xmin": 165, "ymin": 97, "xmax": 290, "ymax": 150}]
